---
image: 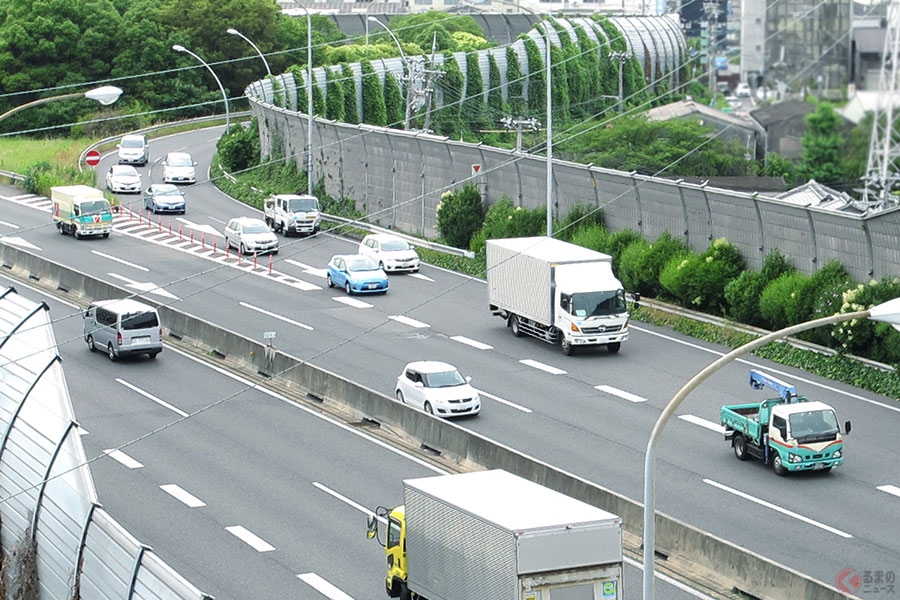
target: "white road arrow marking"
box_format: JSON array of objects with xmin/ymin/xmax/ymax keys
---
[
  {"xmin": 108, "ymin": 273, "xmax": 179, "ymax": 300},
  {"xmin": 0, "ymin": 236, "xmax": 41, "ymax": 250}
]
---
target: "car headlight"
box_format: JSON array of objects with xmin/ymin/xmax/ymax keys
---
[
  {"xmin": 788, "ymin": 453, "xmax": 802, "ymax": 464},
  {"xmin": 833, "ymin": 449, "xmax": 842, "ymax": 459}
]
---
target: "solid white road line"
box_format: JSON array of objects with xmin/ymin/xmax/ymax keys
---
[
  {"xmin": 703, "ymin": 479, "xmax": 853, "ymax": 538},
  {"xmin": 877, "ymin": 484, "xmax": 900, "ymax": 498},
  {"xmin": 0, "ymin": 236, "xmax": 41, "ymax": 251},
  {"xmin": 450, "ymin": 335, "xmax": 493, "ymax": 350},
  {"xmin": 297, "ymin": 573, "xmax": 356, "ymax": 600},
  {"xmin": 160, "ymin": 484, "xmax": 206, "ymax": 508},
  {"xmin": 390, "ymin": 315, "xmax": 430, "ymax": 328},
  {"xmin": 0, "ymin": 220, "xmax": 20, "ymax": 228},
  {"xmin": 476, "ymin": 389, "xmax": 532, "ymax": 413},
  {"xmin": 115, "ymin": 378, "xmax": 189, "ymax": 417},
  {"xmin": 92, "ymin": 250, "xmax": 149, "ymax": 271},
  {"xmin": 225, "ymin": 525, "xmax": 275, "ymax": 552},
  {"xmin": 678, "ymin": 414, "xmax": 726, "ymax": 434},
  {"xmin": 333, "ymin": 296, "xmax": 372, "ymax": 308},
  {"xmin": 621, "ymin": 556, "xmax": 717, "ymax": 599},
  {"xmin": 313, "ymin": 482, "xmax": 377, "ymax": 518},
  {"xmin": 239, "ymin": 301, "xmax": 314, "ymax": 331},
  {"xmin": 103, "ymin": 449, "xmax": 143, "ymax": 469},
  {"xmin": 519, "ymin": 359, "xmax": 566, "ymax": 375},
  {"xmin": 595, "ymin": 384, "xmax": 647, "ymax": 403}
]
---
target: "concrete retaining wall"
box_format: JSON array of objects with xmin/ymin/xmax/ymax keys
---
[{"xmin": 0, "ymin": 242, "xmax": 857, "ymax": 600}]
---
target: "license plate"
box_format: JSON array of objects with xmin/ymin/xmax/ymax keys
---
[
  {"xmin": 368, "ymin": 284, "xmax": 378, "ymax": 289},
  {"xmin": 133, "ymin": 336, "xmax": 150, "ymax": 343},
  {"xmin": 813, "ymin": 463, "xmax": 825, "ymax": 470}
]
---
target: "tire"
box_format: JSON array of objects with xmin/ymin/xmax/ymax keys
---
[
  {"xmin": 345, "ymin": 282, "xmax": 352, "ymax": 295},
  {"xmin": 74, "ymin": 229, "xmax": 81, "ymax": 240},
  {"xmin": 58, "ymin": 223, "xmax": 65, "ymax": 235},
  {"xmin": 772, "ymin": 453, "xmax": 787, "ymax": 476},
  {"xmin": 607, "ymin": 342, "xmax": 621, "ymax": 353},
  {"xmin": 240, "ymin": 243, "xmax": 247, "ymax": 256},
  {"xmin": 399, "ymin": 583, "xmax": 412, "ymax": 600},
  {"xmin": 733, "ymin": 434, "xmax": 749, "ymax": 461},
  {"xmin": 424, "ymin": 402, "xmax": 434, "ymax": 415},
  {"xmin": 107, "ymin": 343, "xmax": 117, "ymax": 362},
  {"xmin": 86, "ymin": 335, "xmax": 96, "ymax": 352},
  {"xmin": 561, "ymin": 338, "xmax": 574, "ymax": 356},
  {"xmin": 396, "ymin": 390, "xmax": 405, "ymax": 403},
  {"xmin": 821, "ymin": 466, "xmax": 832, "ymax": 473},
  {"xmin": 102, "ymin": 232, "xmax": 110, "ymax": 239},
  {"xmin": 148, "ymin": 351, "xmax": 160, "ymax": 359},
  {"xmin": 326, "ymin": 274, "xmax": 334, "ymax": 288},
  {"xmin": 510, "ymin": 315, "xmax": 522, "ymax": 337}
]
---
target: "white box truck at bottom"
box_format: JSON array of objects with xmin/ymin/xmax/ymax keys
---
[{"xmin": 367, "ymin": 469, "xmax": 623, "ymax": 600}]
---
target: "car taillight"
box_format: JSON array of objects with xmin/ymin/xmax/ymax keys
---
[
  {"xmin": 117, "ymin": 332, "xmax": 123, "ymax": 346},
  {"xmin": 159, "ymin": 327, "xmax": 163, "ymax": 339}
]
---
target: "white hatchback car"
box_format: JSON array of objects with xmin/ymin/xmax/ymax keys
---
[
  {"xmin": 223, "ymin": 217, "xmax": 279, "ymax": 255},
  {"xmin": 162, "ymin": 151, "xmax": 197, "ymax": 184},
  {"xmin": 105, "ymin": 165, "xmax": 142, "ymax": 194},
  {"xmin": 395, "ymin": 361, "xmax": 481, "ymax": 418},
  {"xmin": 358, "ymin": 233, "xmax": 420, "ymax": 272}
]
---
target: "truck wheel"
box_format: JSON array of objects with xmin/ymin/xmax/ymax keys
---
[
  {"xmin": 509, "ymin": 315, "xmax": 522, "ymax": 337},
  {"xmin": 772, "ymin": 453, "xmax": 787, "ymax": 476},
  {"xmin": 58, "ymin": 223, "xmax": 66, "ymax": 235},
  {"xmin": 733, "ymin": 434, "xmax": 749, "ymax": 461},
  {"xmin": 561, "ymin": 338, "xmax": 575, "ymax": 356},
  {"xmin": 607, "ymin": 342, "xmax": 621, "ymax": 353},
  {"xmin": 74, "ymin": 228, "xmax": 81, "ymax": 240},
  {"xmin": 399, "ymin": 584, "xmax": 412, "ymax": 600},
  {"xmin": 86, "ymin": 335, "xmax": 96, "ymax": 352}
]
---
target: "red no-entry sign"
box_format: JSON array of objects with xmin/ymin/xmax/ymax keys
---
[{"xmin": 85, "ymin": 149, "xmax": 101, "ymax": 167}]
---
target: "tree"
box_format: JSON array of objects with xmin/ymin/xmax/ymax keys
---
[
  {"xmin": 383, "ymin": 71, "xmax": 404, "ymax": 128},
  {"xmin": 360, "ymin": 60, "xmax": 387, "ymax": 126},
  {"xmin": 435, "ymin": 184, "xmax": 484, "ymax": 249},
  {"xmin": 798, "ymin": 102, "xmax": 847, "ymax": 186}
]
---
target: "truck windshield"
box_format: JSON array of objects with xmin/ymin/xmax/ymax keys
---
[
  {"xmin": 789, "ymin": 410, "xmax": 839, "ymax": 444},
  {"xmin": 81, "ymin": 200, "xmax": 110, "ymax": 215},
  {"xmin": 288, "ymin": 198, "xmax": 318, "ymax": 212},
  {"xmin": 572, "ymin": 289, "xmax": 627, "ymax": 317}
]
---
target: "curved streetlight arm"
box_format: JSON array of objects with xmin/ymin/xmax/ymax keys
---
[
  {"xmin": 641, "ymin": 303, "xmax": 900, "ymax": 599},
  {"xmin": 367, "ymin": 17, "xmax": 407, "ymax": 64},
  {"xmin": 0, "ymin": 86, "xmax": 123, "ymax": 124},
  {"xmin": 227, "ymin": 28, "xmax": 272, "ymax": 76},
  {"xmin": 173, "ymin": 44, "xmax": 231, "ymax": 133}
]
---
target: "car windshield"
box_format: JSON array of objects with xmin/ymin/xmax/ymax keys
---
[
  {"xmin": 81, "ymin": 200, "xmax": 110, "ymax": 215},
  {"xmin": 423, "ymin": 369, "xmax": 466, "ymax": 388},
  {"xmin": 121, "ymin": 138, "xmax": 143, "ymax": 148},
  {"xmin": 155, "ymin": 186, "xmax": 182, "ymax": 197},
  {"xmin": 114, "ymin": 167, "xmax": 138, "ymax": 177},
  {"xmin": 381, "ymin": 240, "xmax": 410, "ymax": 251},
  {"xmin": 121, "ymin": 311, "xmax": 159, "ymax": 330},
  {"xmin": 242, "ymin": 222, "xmax": 269, "ymax": 234},
  {"xmin": 288, "ymin": 198, "xmax": 318, "ymax": 212},
  {"xmin": 571, "ymin": 289, "xmax": 627, "ymax": 317},
  {"xmin": 347, "ymin": 257, "xmax": 380, "ymax": 271},
  {"xmin": 168, "ymin": 155, "xmax": 193, "ymax": 167},
  {"xmin": 789, "ymin": 410, "xmax": 839, "ymax": 443}
]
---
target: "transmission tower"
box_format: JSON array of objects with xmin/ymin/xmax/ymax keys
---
[{"xmin": 863, "ymin": 0, "xmax": 900, "ymax": 210}]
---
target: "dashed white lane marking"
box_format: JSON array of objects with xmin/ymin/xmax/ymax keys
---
[
  {"xmin": 0, "ymin": 220, "xmax": 20, "ymax": 228},
  {"xmin": 703, "ymin": 479, "xmax": 853, "ymax": 538},
  {"xmin": 679, "ymin": 414, "xmax": 726, "ymax": 434},
  {"xmin": 877, "ymin": 484, "xmax": 900, "ymax": 498},
  {"xmin": 519, "ymin": 359, "xmax": 566, "ymax": 375},
  {"xmin": 160, "ymin": 484, "xmax": 206, "ymax": 508},
  {"xmin": 297, "ymin": 573, "xmax": 356, "ymax": 600},
  {"xmin": 0, "ymin": 236, "xmax": 41, "ymax": 250},
  {"xmin": 450, "ymin": 335, "xmax": 493, "ymax": 350},
  {"xmin": 103, "ymin": 449, "xmax": 143, "ymax": 469},
  {"xmin": 595, "ymin": 384, "xmax": 647, "ymax": 403},
  {"xmin": 408, "ymin": 272, "xmax": 434, "ymax": 281},
  {"xmin": 333, "ymin": 296, "xmax": 372, "ymax": 308},
  {"xmin": 225, "ymin": 525, "xmax": 275, "ymax": 552},
  {"xmin": 239, "ymin": 301, "xmax": 314, "ymax": 331},
  {"xmin": 477, "ymin": 389, "xmax": 532, "ymax": 413},
  {"xmin": 390, "ymin": 315, "xmax": 430, "ymax": 328},
  {"xmin": 92, "ymin": 250, "xmax": 149, "ymax": 271},
  {"xmin": 115, "ymin": 378, "xmax": 189, "ymax": 417}
]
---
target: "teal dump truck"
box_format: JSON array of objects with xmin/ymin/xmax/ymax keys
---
[{"xmin": 721, "ymin": 370, "xmax": 850, "ymax": 476}]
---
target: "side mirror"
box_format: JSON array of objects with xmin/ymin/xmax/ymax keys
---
[
  {"xmin": 366, "ymin": 515, "xmax": 377, "ymax": 539},
  {"xmin": 465, "ymin": 376, "xmax": 472, "ymax": 383},
  {"xmin": 844, "ymin": 420, "xmax": 851, "ymax": 435},
  {"xmin": 414, "ymin": 381, "xmax": 424, "ymax": 389},
  {"xmin": 116, "ymin": 144, "xmax": 121, "ymax": 149}
]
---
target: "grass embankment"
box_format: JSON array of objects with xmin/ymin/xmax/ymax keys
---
[{"xmin": 0, "ymin": 137, "xmax": 94, "ymax": 174}]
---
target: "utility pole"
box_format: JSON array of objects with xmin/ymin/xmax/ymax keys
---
[
  {"xmin": 863, "ymin": 0, "xmax": 900, "ymax": 211},
  {"xmin": 703, "ymin": 1, "xmax": 720, "ymax": 97},
  {"xmin": 608, "ymin": 51, "xmax": 632, "ymax": 112},
  {"xmin": 500, "ymin": 116, "xmax": 540, "ymax": 151},
  {"xmin": 422, "ymin": 33, "xmax": 444, "ymax": 133}
]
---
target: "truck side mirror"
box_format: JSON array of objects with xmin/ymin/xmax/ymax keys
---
[
  {"xmin": 844, "ymin": 421, "xmax": 851, "ymax": 435},
  {"xmin": 366, "ymin": 515, "xmax": 377, "ymax": 539}
]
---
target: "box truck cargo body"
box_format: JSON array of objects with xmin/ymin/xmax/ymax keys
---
[
  {"xmin": 487, "ymin": 236, "xmax": 629, "ymax": 355},
  {"xmin": 368, "ymin": 469, "xmax": 623, "ymax": 600},
  {"xmin": 51, "ymin": 185, "xmax": 113, "ymax": 239}
]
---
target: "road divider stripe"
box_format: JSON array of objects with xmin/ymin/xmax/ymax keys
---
[
  {"xmin": 0, "ymin": 220, "xmax": 20, "ymax": 229},
  {"xmin": 390, "ymin": 315, "xmax": 430, "ymax": 328},
  {"xmin": 877, "ymin": 484, "xmax": 900, "ymax": 498},
  {"xmin": 297, "ymin": 573, "xmax": 356, "ymax": 600},
  {"xmin": 103, "ymin": 449, "xmax": 143, "ymax": 469},
  {"xmin": 519, "ymin": 359, "xmax": 566, "ymax": 375},
  {"xmin": 409, "ymin": 272, "xmax": 434, "ymax": 281},
  {"xmin": 160, "ymin": 484, "xmax": 206, "ymax": 508},
  {"xmin": 225, "ymin": 525, "xmax": 275, "ymax": 552},
  {"xmin": 115, "ymin": 378, "xmax": 189, "ymax": 417},
  {"xmin": 239, "ymin": 301, "xmax": 314, "ymax": 331},
  {"xmin": 91, "ymin": 250, "xmax": 149, "ymax": 272},
  {"xmin": 703, "ymin": 479, "xmax": 853, "ymax": 538},
  {"xmin": 595, "ymin": 385, "xmax": 647, "ymax": 403},
  {"xmin": 450, "ymin": 335, "xmax": 493, "ymax": 350},
  {"xmin": 476, "ymin": 389, "xmax": 532, "ymax": 413},
  {"xmin": 333, "ymin": 297, "xmax": 372, "ymax": 308},
  {"xmin": 678, "ymin": 414, "xmax": 726, "ymax": 434}
]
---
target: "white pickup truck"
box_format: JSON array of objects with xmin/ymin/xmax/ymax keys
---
[{"xmin": 263, "ymin": 194, "xmax": 321, "ymax": 236}]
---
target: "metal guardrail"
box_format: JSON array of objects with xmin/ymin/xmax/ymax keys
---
[{"xmin": 0, "ymin": 168, "xmax": 26, "ymax": 183}]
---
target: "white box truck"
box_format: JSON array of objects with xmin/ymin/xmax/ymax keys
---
[
  {"xmin": 51, "ymin": 185, "xmax": 113, "ymax": 239},
  {"xmin": 367, "ymin": 469, "xmax": 623, "ymax": 600},
  {"xmin": 487, "ymin": 236, "xmax": 629, "ymax": 355},
  {"xmin": 263, "ymin": 193, "xmax": 321, "ymax": 236}
]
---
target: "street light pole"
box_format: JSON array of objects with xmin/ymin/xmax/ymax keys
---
[
  {"xmin": 0, "ymin": 86, "xmax": 123, "ymax": 125},
  {"xmin": 292, "ymin": 5, "xmax": 315, "ymax": 196},
  {"xmin": 641, "ymin": 297, "xmax": 900, "ymax": 600},
  {"xmin": 367, "ymin": 16, "xmax": 412, "ymax": 130},
  {"xmin": 172, "ymin": 44, "xmax": 231, "ymax": 133},
  {"xmin": 365, "ymin": 0, "xmax": 389, "ymax": 55},
  {"xmin": 227, "ymin": 28, "xmax": 272, "ymax": 104}
]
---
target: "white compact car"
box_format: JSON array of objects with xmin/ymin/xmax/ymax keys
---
[
  {"xmin": 358, "ymin": 233, "xmax": 420, "ymax": 272},
  {"xmin": 395, "ymin": 361, "xmax": 481, "ymax": 418},
  {"xmin": 105, "ymin": 165, "xmax": 142, "ymax": 194},
  {"xmin": 162, "ymin": 151, "xmax": 197, "ymax": 184}
]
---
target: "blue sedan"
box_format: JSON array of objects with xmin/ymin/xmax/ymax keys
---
[{"xmin": 327, "ymin": 254, "xmax": 389, "ymax": 295}]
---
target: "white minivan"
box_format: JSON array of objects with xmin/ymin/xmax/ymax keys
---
[{"xmin": 84, "ymin": 299, "xmax": 163, "ymax": 361}]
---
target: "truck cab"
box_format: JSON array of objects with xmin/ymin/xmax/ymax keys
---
[
  {"xmin": 554, "ymin": 264, "xmax": 629, "ymax": 355},
  {"xmin": 367, "ymin": 505, "xmax": 410, "ymax": 599},
  {"xmin": 264, "ymin": 194, "xmax": 321, "ymax": 236}
]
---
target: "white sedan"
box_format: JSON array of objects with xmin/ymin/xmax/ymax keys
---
[
  {"xmin": 105, "ymin": 165, "xmax": 142, "ymax": 194},
  {"xmin": 395, "ymin": 361, "xmax": 481, "ymax": 418},
  {"xmin": 358, "ymin": 233, "xmax": 420, "ymax": 272}
]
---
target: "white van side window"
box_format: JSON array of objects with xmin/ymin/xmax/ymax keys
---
[{"xmin": 97, "ymin": 308, "xmax": 117, "ymax": 326}]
